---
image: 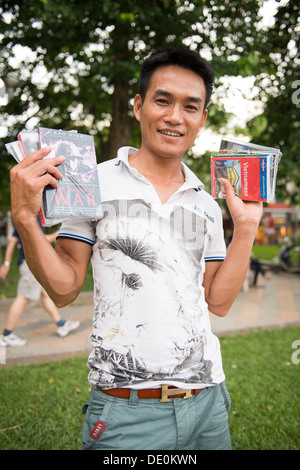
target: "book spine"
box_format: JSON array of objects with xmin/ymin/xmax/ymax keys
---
[
  {"xmin": 38, "ymin": 208, "xmax": 47, "ymax": 226},
  {"xmin": 18, "ymin": 131, "xmax": 48, "ymax": 225},
  {"xmin": 259, "ymin": 157, "xmax": 268, "ymax": 201},
  {"xmin": 211, "ymin": 158, "xmax": 216, "ymax": 198},
  {"xmin": 17, "ymin": 134, "xmax": 27, "ymax": 159}
]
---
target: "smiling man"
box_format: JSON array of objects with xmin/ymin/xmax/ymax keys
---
[
  {"xmin": 10, "ymin": 49, "xmax": 263, "ymax": 450},
  {"xmin": 129, "ymin": 64, "xmax": 208, "ymax": 204},
  {"xmin": 134, "ymin": 66, "xmax": 207, "ymax": 158}
]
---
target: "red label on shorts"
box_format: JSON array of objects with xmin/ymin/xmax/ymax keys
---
[{"xmin": 89, "ymin": 420, "xmax": 107, "ymax": 440}]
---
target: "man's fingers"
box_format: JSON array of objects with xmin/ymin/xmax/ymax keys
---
[
  {"xmin": 20, "ymin": 146, "xmax": 52, "ymax": 164},
  {"xmin": 38, "ymin": 171, "xmax": 62, "ymax": 189},
  {"xmin": 11, "ymin": 154, "xmax": 66, "ymax": 181},
  {"xmin": 15, "ymin": 146, "xmax": 65, "ymax": 169},
  {"xmin": 218, "ymin": 178, "xmax": 236, "ymax": 199}
]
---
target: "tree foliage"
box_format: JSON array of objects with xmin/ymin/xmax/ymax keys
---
[
  {"xmin": 0, "ymin": 0, "xmax": 299, "ymax": 209},
  {"xmin": 246, "ymin": 1, "xmax": 300, "ymax": 203}
]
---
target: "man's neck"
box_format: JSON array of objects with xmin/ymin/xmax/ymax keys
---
[
  {"xmin": 128, "ymin": 149, "xmax": 185, "ymax": 204},
  {"xmin": 129, "ymin": 148, "xmax": 184, "ymax": 182}
]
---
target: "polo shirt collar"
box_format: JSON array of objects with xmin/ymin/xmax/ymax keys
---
[{"xmin": 116, "ymin": 146, "xmax": 204, "ymax": 191}]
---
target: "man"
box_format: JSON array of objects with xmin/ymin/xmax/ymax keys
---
[{"xmin": 10, "ymin": 49, "xmax": 263, "ymax": 450}]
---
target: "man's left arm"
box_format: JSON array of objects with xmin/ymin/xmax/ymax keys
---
[{"xmin": 203, "ymin": 178, "xmax": 263, "ymax": 317}]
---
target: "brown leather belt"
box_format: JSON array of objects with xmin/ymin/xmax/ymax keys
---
[{"xmin": 100, "ymin": 384, "xmax": 203, "ymax": 403}]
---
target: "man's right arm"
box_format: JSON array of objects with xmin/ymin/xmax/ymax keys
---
[
  {"xmin": 10, "ymin": 146, "xmax": 92, "ymax": 307},
  {"xmin": 21, "ymin": 227, "xmax": 91, "ymax": 307}
]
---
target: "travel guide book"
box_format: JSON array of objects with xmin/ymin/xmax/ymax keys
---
[
  {"xmin": 211, "ymin": 138, "xmax": 282, "ymax": 202},
  {"xmin": 6, "ymin": 127, "xmax": 102, "ymax": 224}
]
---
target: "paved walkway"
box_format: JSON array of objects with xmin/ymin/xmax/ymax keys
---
[{"xmin": 1, "ymin": 271, "xmax": 300, "ymax": 366}]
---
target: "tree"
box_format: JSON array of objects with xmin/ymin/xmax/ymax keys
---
[
  {"xmin": 242, "ymin": 0, "xmax": 300, "ymax": 203},
  {"xmin": 0, "ymin": 0, "xmax": 272, "ymax": 210}
]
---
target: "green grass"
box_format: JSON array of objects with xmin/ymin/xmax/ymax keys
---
[
  {"xmin": 252, "ymin": 244, "xmax": 299, "ymax": 264},
  {"xmin": 0, "ymin": 356, "xmax": 90, "ymax": 450},
  {"xmin": 0, "ymin": 326, "xmax": 299, "ymax": 450},
  {"xmin": 251, "ymin": 244, "xmax": 279, "ymax": 261},
  {"xmin": 222, "ymin": 326, "xmax": 300, "ymax": 450}
]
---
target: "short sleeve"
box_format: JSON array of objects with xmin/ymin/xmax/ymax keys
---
[
  {"xmin": 204, "ymin": 203, "xmax": 226, "ymax": 262},
  {"xmin": 57, "ymin": 218, "xmax": 95, "ymax": 246}
]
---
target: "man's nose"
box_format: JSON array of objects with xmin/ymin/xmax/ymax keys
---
[{"xmin": 164, "ymin": 104, "xmax": 184, "ymax": 124}]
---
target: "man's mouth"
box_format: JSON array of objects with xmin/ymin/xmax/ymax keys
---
[{"xmin": 158, "ymin": 129, "xmax": 183, "ymax": 137}]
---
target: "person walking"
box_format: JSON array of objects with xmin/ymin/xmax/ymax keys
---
[{"xmin": 0, "ymin": 218, "xmax": 80, "ymax": 347}]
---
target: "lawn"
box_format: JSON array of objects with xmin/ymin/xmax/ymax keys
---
[
  {"xmin": 251, "ymin": 244, "xmax": 279, "ymax": 261},
  {"xmin": 0, "ymin": 325, "xmax": 299, "ymax": 450},
  {"xmin": 252, "ymin": 243, "xmax": 300, "ymax": 264}
]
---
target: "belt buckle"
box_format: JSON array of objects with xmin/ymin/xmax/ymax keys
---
[{"xmin": 160, "ymin": 384, "xmax": 192, "ymax": 403}]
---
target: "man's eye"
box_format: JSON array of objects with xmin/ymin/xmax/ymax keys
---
[
  {"xmin": 156, "ymin": 99, "xmax": 168, "ymax": 105},
  {"xmin": 186, "ymin": 105, "xmax": 198, "ymax": 111}
]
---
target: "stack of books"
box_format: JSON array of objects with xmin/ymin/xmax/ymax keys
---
[
  {"xmin": 211, "ymin": 138, "xmax": 282, "ymax": 202},
  {"xmin": 6, "ymin": 128, "xmax": 102, "ymax": 225}
]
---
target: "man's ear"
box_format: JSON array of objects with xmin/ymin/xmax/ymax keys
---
[
  {"xmin": 199, "ymin": 108, "xmax": 208, "ymax": 132},
  {"xmin": 133, "ymin": 94, "xmax": 142, "ymax": 122}
]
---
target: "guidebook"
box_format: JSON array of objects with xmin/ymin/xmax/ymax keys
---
[
  {"xmin": 211, "ymin": 138, "xmax": 282, "ymax": 202},
  {"xmin": 6, "ymin": 127, "xmax": 102, "ymax": 224}
]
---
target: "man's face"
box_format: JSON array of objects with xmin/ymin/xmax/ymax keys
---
[{"xmin": 134, "ymin": 65, "xmax": 208, "ymax": 161}]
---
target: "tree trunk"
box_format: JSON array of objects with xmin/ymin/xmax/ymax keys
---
[{"xmin": 105, "ymin": 75, "xmax": 131, "ymax": 160}]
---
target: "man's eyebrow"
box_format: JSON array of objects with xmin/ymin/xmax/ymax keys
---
[{"xmin": 153, "ymin": 89, "xmax": 203, "ymax": 104}]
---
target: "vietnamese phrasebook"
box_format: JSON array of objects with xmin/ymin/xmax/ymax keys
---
[{"xmin": 211, "ymin": 138, "xmax": 282, "ymax": 202}]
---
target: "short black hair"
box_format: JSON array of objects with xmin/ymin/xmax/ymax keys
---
[{"xmin": 138, "ymin": 48, "xmax": 215, "ymax": 110}]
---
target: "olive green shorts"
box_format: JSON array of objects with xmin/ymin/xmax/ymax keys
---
[{"xmin": 81, "ymin": 382, "xmax": 231, "ymax": 450}]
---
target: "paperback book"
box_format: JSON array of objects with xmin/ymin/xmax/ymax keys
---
[
  {"xmin": 7, "ymin": 130, "xmax": 50, "ymax": 225},
  {"xmin": 18, "ymin": 129, "xmax": 40, "ymax": 156},
  {"xmin": 5, "ymin": 140, "xmax": 24, "ymax": 163},
  {"xmin": 211, "ymin": 138, "xmax": 282, "ymax": 202},
  {"xmin": 39, "ymin": 127, "xmax": 102, "ymax": 219},
  {"xmin": 6, "ymin": 127, "xmax": 102, "ymax": 224}
]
